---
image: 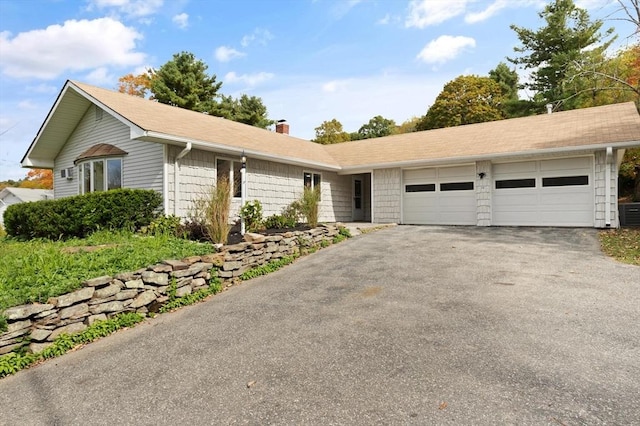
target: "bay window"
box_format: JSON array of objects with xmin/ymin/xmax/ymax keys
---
[{"xmin": 78, "ymin": 158, "xmax": 122, "ymax": 194}]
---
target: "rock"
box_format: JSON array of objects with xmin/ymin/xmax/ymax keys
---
[
  {"xmin": 182, "ymin": 256, "xmax": 202, "ymax": 264},
  {"xmin": 50, "ymin": 287, "xmax": 94, "ymax": 308},
  {"xmin": 88, "ymin": 296, "xmax": 116, "ymax": 305},
  {"xmin": 244, "ymin": 232, "xmax": 266, "ymax": 243},
  {"xmin": 225, "ymin": 242, "xmax": 252, "ymax": 253},
  {"xmin": 175, "ymin": 285, "xmax": 192, "ymax": 298},
  {"xmin": 83, "ymin": 276, "xmax": 112, "ymax": 287},
  {"xmin": 114, "ymin": 289, "xmax": 139, "ymax": 300},
  {"xmin": 34, "ymin": 309, "xmax": 57, "ymax": 319},
  {"xmin": 141, "ymin": 271, "xmax": 168, "ymax": 286},
  {"xmin": 59, "ymin": 303, "xmax": 89, "ymax": 320},
  {"xmin": 87, "ymin": 314, "xmax": 107, "ymax": 325},
  {"xmin": 129, "ymin": 290, "xmax": 156, "ymax": 309},
  {"xmin": 152, "ymin": 264, "xmax": 173, "ymax": 273},
  {"xmin": 191, "ymin": 278, "xmax": 206, "ymax": 288},
  {"xmin": 0, "ymin": 327, "xmax": 31, "ymax": 341},
  {"xmin": 94, "ymin": 283, "xmax": 121, "ymax": 299},
  {"xmin": 176, "ymin": 277, "xmax": 192, "ymax": 288},
  {"xmin": 114, "ymin": 271, "xmax": 137, "ymax": 281},
  {"xmin": 222, "ymin": 261, "xmax": 242, "ymax": 271},
  {"xmin": 29, "ymin": 341, "xmax": 54, "ymax": 353},
  {"xmin": 89, "ymin": 301, "xmax": 125, "ymax": 315},
  {"xmin": 163, "ymin": 259, "xmax": 190, "ymax": 271},
  {"xmin": 265, "ymin": 235, "xmax": 283, "ymax": 243},
  {"xmin": 125, "ymin": 279, "xmax": 145, "ymax": 289},
  {"xmin": 3, "ymin": 303, "xmax": 54, "ymax": 321},
  {"xmin": 48, "ymin": 322, "xmax": 87, "ymax": 341},
  {"xmin": 201, "ymin": 253, "xmax": 225, "ymax": 267},
  {"xmin": 30, "ymin": 328, "xmax": 52, "ymax": 342},
  {"xmin": 7, "ymin": 319, "xmax": 31, "ymax": 333},
  {"xmin": 0, "ymin": 342, "xmax": 24, "ymax": 355},
  {"xmin": 217, "ymin": 270, "xmax": 233, "ymax": 279}
]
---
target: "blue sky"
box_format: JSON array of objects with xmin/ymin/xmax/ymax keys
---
[{"xmin": 0, "ymin": 0, "xmax": 636, "ymax": 181}]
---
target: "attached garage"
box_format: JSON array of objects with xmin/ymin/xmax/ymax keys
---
[
  {"xmin": 403, "ymin": 165, "xmax": 476, "ymax": 225},
  {"xmin": 492, "ymin": 157, "xmax": 594, "ymax": 227}
]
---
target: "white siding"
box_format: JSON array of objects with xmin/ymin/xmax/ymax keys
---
[
  {"xmin": 53, "ymin": 105, "xmax": 164, "ymax": 199},
  {"xmin": 373, "ymin": 168, "xmax": 401, "ymax": 223},
  {"xmin": 594, "ymin": 149, "xmax": 618, "ymax": 228},
  {"xmin": 476, "ymin": 161, "xmax": 492, "ymax": 226},
  {"xmin": 166, "ymin": 146, "xmax": 217, "ymax": 218}
]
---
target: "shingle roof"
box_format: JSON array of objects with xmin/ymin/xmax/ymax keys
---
[
  {"xmin": 75, "ymin": 143, "xmax": 128, "ymax": 164},
  {"xmin": 72, "ymin": 81, "xmax": 341, "ymax": 169},
  {"xmin": 323, "ymin": 102, "xmax": 640, "ymax": 169},
  {"xmin": 26, "ymin": 81, "xmax": 640, "ymax": 172}
]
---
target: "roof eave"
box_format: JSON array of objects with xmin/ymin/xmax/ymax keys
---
[
  {"xmin": 139, "ymin": 131, "xmax": 342, "ymax": 172},
  {"xmin": 337, "ymin": 140, "xmax": 640, "ymax": 174}
]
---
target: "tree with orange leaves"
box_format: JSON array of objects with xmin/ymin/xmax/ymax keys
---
[
  {"xmin": 19, "ymin": 169, "xmax": 53, "ymax": 189},
  {"xmin": 117, "ymin": 71, "xmax": 152, "ymax": 98}
]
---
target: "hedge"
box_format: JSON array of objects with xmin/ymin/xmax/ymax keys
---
[{"xmin": 3, "ymin": 189, "xmax": 163, "ymax": 240}]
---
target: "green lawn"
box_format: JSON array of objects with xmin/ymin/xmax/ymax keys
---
[
  {"xmin": 599, "ymin": 228, "xmax": 640, "ymax": 266},
  {"xmin": 0, "ymin": 230, "xmax": 214, "ymax": 311}
]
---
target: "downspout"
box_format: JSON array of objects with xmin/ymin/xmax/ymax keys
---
[
  {"xmin": 173, "ymin": 142, "xmax": 192, "ymax": 216},
  {"xmin": 605, "ymin": 147, "xmax": 612, "ymax": 227}
]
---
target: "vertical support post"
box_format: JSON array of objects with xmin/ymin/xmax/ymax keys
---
[{"xmin": 240, "ymin": 152, "xmax": 247, "ymax": 235}]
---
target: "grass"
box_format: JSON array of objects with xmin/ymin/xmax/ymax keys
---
[
  {"xmin": 599, "ymin": 228, "xmax": 640, "ymax": 266},
  {"xmin": 0, "ymin": 230, "xmax": 214, "ymax": 311}
]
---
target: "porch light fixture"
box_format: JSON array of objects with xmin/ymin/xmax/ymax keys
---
[
  {"xmin": 241, "ymin": 151, "xmax": 247, "ymax": 169},
  {"xmin": 478, "ymin": 172, "xmax": 486, "ymax": 179}
]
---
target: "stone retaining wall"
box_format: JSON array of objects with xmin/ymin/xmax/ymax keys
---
[{"xmin": 0, "ymin": 224, "xmax": 342, "ymax": 356}]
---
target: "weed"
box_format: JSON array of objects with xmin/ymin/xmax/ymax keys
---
[
  {"xmin": 299, "ymin": 187, "xmax": 320, "ymax": 228},
  {"xmin": 239, "ymin": 256, "xmax": 297, "ymax": 280},
  {"xmin": 240, "ymin": 200, "xmax": 264, "ymax": 232}
]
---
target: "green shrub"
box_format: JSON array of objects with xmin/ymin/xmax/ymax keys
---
[
  {"xmin": 3, "ymin": 189, "xmax": 163, "ymax": 240},
  {"xmin": 0, "ymin": 315, "xmax": 7, "ymax": 333},
  {"xmin": 299, "ymin": 187, "xmax": 320, "ymax": 228},
  {"xmin": 142, "ymin": 215, "xmax": 182, "ymax": 237},
  {"xmin": 240, "ymin": 256, "xmax": 297, "ymax": 280},
  {"xmin": 240, "ymin": 200, "xmax": 264, "ymax": 232}
]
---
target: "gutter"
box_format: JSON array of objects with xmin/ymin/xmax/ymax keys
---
[
  {"xmin": 605, "ymin": 147, "xmax": 613, "ymax": 227},
  {"xmin": 174, "ymin": 142, "xmax": 192, "ymax": 216}
]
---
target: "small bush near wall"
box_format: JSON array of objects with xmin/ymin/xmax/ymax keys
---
[{"xmin": 3, "ymin": 189, "xmax": 163, "ymax": 240}]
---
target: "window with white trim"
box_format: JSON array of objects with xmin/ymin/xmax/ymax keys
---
[
  {"xmin": 304, "ymin": 171, "xmax": 321, "ymax": 200},
  {"xmin": 78, "ymin": 158, "xmax": 122, "ymax": 194},
  {"xmin": 217, "ymin": 158, "xmax": 242, "ymax": 198}
]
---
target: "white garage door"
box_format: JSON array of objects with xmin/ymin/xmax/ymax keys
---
[
  {"xmin": 403, "ymin": 165, "xmax": 476, "ymax": 225},
  {"xmin": 492, "ymin": 157, "xmax": 594, "ymax": 227}
]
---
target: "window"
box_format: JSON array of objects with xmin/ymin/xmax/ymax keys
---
[
  {"xmin": 542, "ymin": 175, "xmax": 589, "ymax": 187},
  {"xmin": 405, "ymin": 184, "xmax": 436, "ymax": 192},
  {"xmin": 304, "ymin": 172, "xmax": 322, "ymax": 200},
  {"xmin": 78, "ymin": 158, "xmax": 122, "ymax": 194},
  {"xmin": 217, "ymin": 158, "xmax": 242, "ymax": 198},
  {"xmin": 440, "ymin": 182, "xmax": 474, "ymax": 191},
  {"xmin": 495, "ymin": 178, "xmax": 536, "ymax": 189}
]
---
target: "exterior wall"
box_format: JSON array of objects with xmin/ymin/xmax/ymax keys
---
[
  {"xmin": 476, "ymin": 161, "xmax": 492, "ymax": 226},
  {"xmin": 247, "ymin": 158, "xmax": 351, "ymax": 223},
  {"xmin": 594, "ymin": 149, "xmax": 619, "ymax": 228},
  {"xmin": 0, "ymin": 193, "xmax": 20, "ymax": 227},
  {"xmin": 54, "ymin": 105, "xmax": 164, "ymax": 199},
  {"xmin": 166, "ymin": 146, "xmax": 217, "ymax": 218},
  {"xmin": 373, "ymin": 168, "xmax": 401, "ymax": 223}
]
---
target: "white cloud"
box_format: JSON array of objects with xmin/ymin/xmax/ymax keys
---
[
  {"xmin": 17, "ymin": 100, "xmax": 38, "ymax": 110},
  {"xmin": 330, "ymin": 0, "xmax": 363, "ymax": 19},
  {"xmin": 405, "ymin": 0, "xmax": 470, "ymax": 28},
  {"xmin": 84, "ymin": 67, "xmax": 114, "ymax": 85},
  {"xmin": 172, "ymin": 13, "xmax": 189, "ymax": 29},
  {"xmin": 26, "ymin": 84, "xmax": 58, "ymax": 94},
  {"xmin": 465, "ymin": 0, "xmax": 509, "ymax": 23},
  {"xmin": 88, "ymin": 0, "xmax": 164, "ymax": 18},
  {"xmin": 0, "ymin": 18, "xmax": 145, "ymax": 79},
  {"xmin": 215, "ymin": 46, "xmax": 246, "ymax": 62},
  {"xmin": 322, "ymin": 79, "xmax": 350, "ymax": 93},
  {"xmin": 377, "ymin": 14, "xmax": 391, "ymax": 25},
  {"xmin": 224, "ymin": 71, "xmax": 274, "ymax": 87},
  {"xmin": 416, "ymin": 35, "xmax": 476, "ymax": 65},
  {"xmin": 240, "ymin": 28, "xmax": 274, "ymax": 48}
]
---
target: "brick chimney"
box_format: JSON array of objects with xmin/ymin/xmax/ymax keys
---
[{"xmin": 275, "ymin": 119, "xmax": 289, "ymax": 135}]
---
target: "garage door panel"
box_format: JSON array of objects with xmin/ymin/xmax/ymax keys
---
[
  {"xmin": 438, "ymin": 165, "xmax": 475, "ymax": 179},
  {"xmin": 492, "ymin": 158, "xmax": 594, "ymax": 227}
]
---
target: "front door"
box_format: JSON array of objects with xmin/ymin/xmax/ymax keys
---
[{"xmin": 353, "ymin": 177, "xmax": 364, "ymax": 221}]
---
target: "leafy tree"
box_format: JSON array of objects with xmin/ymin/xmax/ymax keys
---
[
  {"xmin": 508, "ymin": 0, "xmax": 615, "ymax": 110},
  {"xmin": 416, "ymin": 76, "xmax": 505, "ymax": 131},
  {"xmin": 397, "ymin": 116, "xmax": 421, "ymax": 134},
  {"xmin": 19, "ymin": 169, "xmax": 53, "ymax": 189},
  {"xmin": 357, "ymin": 115, "xmax": 398, "ymax": 139},
  {"xmin": 349, "ymin": 132, "xmax": 364, "ymax": 141},
  {"xmin": 150, "ymin": 51, "xmax": 222, "ymax": 113},
  {"xmin": 213, "ymin": 94, "xmax": 273, "ymax": 129},
  {"xmin": 313, "ymin": 119, "xmax": 350, "ymax": 144},
  {"xmin": 489, "ymin": 62, "xmax": 519, "ymax": 101},
  {"xmin": 117, "ymin": 72, "xmax": 151, "ymax": 97}
]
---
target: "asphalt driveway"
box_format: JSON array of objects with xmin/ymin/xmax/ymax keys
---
[{"xmin": 1, "ymin": 226, "xmax": 639, "ymax": 425}]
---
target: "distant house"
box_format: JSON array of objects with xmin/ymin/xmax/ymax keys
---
[
  {"xmin": 0, "ymin": 187, "xmax": 54, "ymax": 227},
  {"xmin": 20, "ymin": 80, "xmax": 640, "ymax": 228}
]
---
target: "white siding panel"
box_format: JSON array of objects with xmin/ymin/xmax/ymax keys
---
[
  {"xmin": 53, "ymin": 105, "xmax": 163, "ymax": 199},
  {"xmin": 373, "ymin": 168, "xmax": 402, "ymax": 223}
]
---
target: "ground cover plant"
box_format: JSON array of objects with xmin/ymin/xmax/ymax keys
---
[
  {"xmin": 0, "ymin": 230, "xmax": 213, "ymax": 311},
  {"xmin": 599, "ymin": 228, "xmax": 640, "ymax": 266}
]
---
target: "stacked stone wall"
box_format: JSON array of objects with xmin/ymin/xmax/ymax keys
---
[{"xmin": 0, "ymin": 225, "xmax": 342, "ymax": 356}]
